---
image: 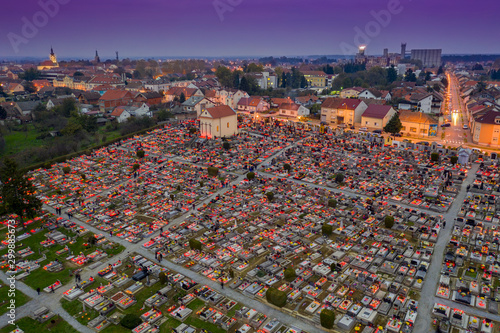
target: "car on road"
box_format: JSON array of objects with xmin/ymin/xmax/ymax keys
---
[
  {"xmin": 417, "ymin": 141, "xmax": 430, "ymax": 146},
  {"xmin": 441, "ymin": 123, "xmax": 451, "ymax": 127},
  {"xmin": 359, "ymin": 127, "xmax": 368, "ymax": 132},
  {"xmin": 372, "ymin": 129, "xmax": 383, "ymax": 134},
  {"xmin": 463, "ymin": 124, "xmax": 469, "ymax": 129}
]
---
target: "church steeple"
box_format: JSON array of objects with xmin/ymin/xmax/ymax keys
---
[
  {"xmin": 49, "ymin": 46, "xmax": 57, "ymax": 65},
  {"xmin": 94, "ymin": 50, "xmax": 100, "ymax": 63}
]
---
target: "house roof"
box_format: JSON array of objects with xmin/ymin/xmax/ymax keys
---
[
  {"xmin": 302, "ymin": 71, "xmax": 326, "ymax": 76},
  {"xmin": 321, "ymin": 98, "xmax": 344, "ymax": 109},
  {"xmin": 399, "ymin": 110, "xmax": 438, "ymax": 124},
  {"xmin": 99, "ymin": 90, "xmax": 132, "ymax": 101},
  {"xmin": 362, "ymin": 105, "xmax": 394, "ymax": 119},
  {"xmin": 362, "ymin": 88, "xmax": 383, "ymax": 98},
  {"xmin": 237, "ymin": 97, "xmax": 265, "ymax": 107},
  {"xmin": 182, "ymin": 96, "xmax": 205, "ymax": 107},
  {"xmin": 475, "ymin": 109, "xmax": 500, "ymax": 124},
  {"xmin": 201, "ymin": 105, "xmax": 236, "ymax": 119},
  {"xmin": 16, "ymin": 101, "xmax": 40, "ymax": 111},
  {"xmin": 136, "ymin": 91, "xmax": 162, "ymax": 99},
  {"xmin": 165, "ymin": 87, "xmax": 198, "ymax": 97},
  {"xmin": 279, "ymin": 103, "xmax": 300, "ymax": 111},
  {"xmin": 339, "ymin": 99, "xmax": 363, "ymax": 110},
  {"xmin": 110, "ymin": 107, "xmax": 126, "ymax": 117}
]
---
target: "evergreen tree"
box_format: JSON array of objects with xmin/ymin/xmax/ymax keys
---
[
  {"xmin": 179, "ymin": 93, "xmax": 186, "ymax": 103},
  {"xmin": 387, "ymin": 65, "xmax": 398, "ymax": 83},
  {"xmin": 0, "ymin": 158, "xmax": 42, "ymax": 225},
  {"xmin": 239, "ymin": 76, "xmax": 250, "ymax": 92},
  {"xmin": 384, "ymin": 113, "xmax": 402, "ymax": 136}
]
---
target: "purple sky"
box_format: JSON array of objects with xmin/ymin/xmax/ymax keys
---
[{"xmin": 1, "ymin": 0, "xmax": 498, "ymax": 58}]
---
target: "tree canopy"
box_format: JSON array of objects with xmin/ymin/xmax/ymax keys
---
[
  {"xmin": 0, "ymin": 158, "xmax": 42, "ymax": 223},
  {"xmin": 384, "ymin": 113, "xmax": 402, "ymax": 135}
]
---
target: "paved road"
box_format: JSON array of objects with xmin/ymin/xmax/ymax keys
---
[
  {"xmin": 443, "ymin": 73, "xmax": 470, "ymax": 147},
  {"xmin": 413, "ymin": 163, "xmax": 478, "ymax": 333}
]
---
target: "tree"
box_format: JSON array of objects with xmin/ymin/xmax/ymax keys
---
[
  {"xmin": 433, "ymin": 84, "xmax": 441, "ymax": 92},
  {"xmin": 266, "ymin": 192, "xmax": 274, "ymax": 202},
  {"xmin": 322, "ymin": 224, "xmax": 333, "ymax": 236},
  {"xmin": 437, "ymin": 66, "xmax": 444, "ymax": 75},
  {"xmin": 328, "ymin": 199, "xmax": 337, "ymax": 208},
  {"xmin": 215, "ymin": 66, "xmax": 233, "ymax": 87},
  {"xmin": 189, "ymin": 238, "xmax": 202, "ymax": 251},
  {"xmin": 384, "ymin": 113, "xmax": 403, "ymax": 136},
  {"xmin": 136, "ymin": 150, "xmax": 145, "ymax": 158},
  {"xmin": 387, "ymin": 65, "xmax": 398, "ymax": 83},
  {"xmin": 132, "ymin": 163, "xmax": 140, "ymax": 172},
  {"xmin": 265, "ymin": 287, "xmax": 287, "ymax": 307},
  {"xmin": 19, "ymin": 67, "xmax": 41, "ymax": 81},
  {"xmin": 450, "ymin": 156, "xmax": 458, "ymax": 165},
  {"xmin": 405, "ymin": 69, "xmax": 417, "ymax": 82},
  {"xmin": 62, "ymin": 166, "xmax": 71, "ymax": 174},
  {"xmin": 239, "ymin": 76, "xmax": 250, "ymax": 92},
  {"xmin": 431, "ymin": 152, "xmax": 439, "ymax": 162},
  {"xmin": 159, "ymin": 272, "xmax": 167, "ymax": 284},
  {"xmin": 73, "ymin": 71, "xmax": 84, "ymax": 78},
  {"xmin": 247, "ymin": 172, "xmax": 255, "ymax": 180},
  {"xmin": 179, "ymin": 93, "xmax": 186, "ymax": 103},
  {"xmin": 120, "ymin": 314, "xmax": 142, "ymax": 329},
  {"xmin": 0, "ymin": 106, "xmax": 7, "ymax": 120},
  {"xmin": 320, "ymin": 309, "xmax": 335, "ymax": 329},
  {"xmin": 207, "ymin": 167, "xmax": 219, "ymax": 177},
  {"xmin": 335, "ymin": 173, "xmax": 344, "ymax": 183},
  {"xmin": 283, "ymin": 164, "xmax": 291, "ymax": 172},
  {"xmin": 284, "ymin": 267, "xmax": 296, "ymax": 281},
  {"xmin": 0, "ymin": 158, "xmax": 42, "ymax": 224},
  {"xmin": 223, "ymin": 142, "xmax": 230, "ymax": 150},
  {"xmin": 384, "ymin": 215, "xmax": 395, "ymax": 229},
  {"xmin": 22, "ymin": 81, "xmax": 36, "ymax": 93},
  {"xmin": 0, "ymin": 85, "xmax": 7, "ymax": 97},
  {"xmin": 156, "ymin": 109, "xmax": 172, "ymax": 122}
]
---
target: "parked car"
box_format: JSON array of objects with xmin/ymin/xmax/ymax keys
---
[
  {"xmin": 372, "ymin": 129, "xmax": 383, "ymax": 134},
  {"xmin": 393, "ymin": 133, "xmax": 402, "ymax": 137},
  {"xmin": 359, "ymin": 127, "xmax": 368, "ymax": 132},
  {"xmin": 441, "ymin": 123, "xmax": 451, "ymax": 127},
  {"xmin": 463, "ymin": 124, "xmax": 469, "ymax": 129}
]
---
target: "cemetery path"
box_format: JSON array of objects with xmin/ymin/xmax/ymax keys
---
[
  {"xmin": 257, "ymin": 170, "xmax": 445, "ymax": 217},
  {"xmin": 0, "ymin": 271, "xmax": 94, "ymax": 333},
  {"xmin": 413, "ymin": 164, "xmax": 478, "ymax": 333},
  {"xmin": 42, "ymin": 205, "xmax": 328, "ymax": 333}
]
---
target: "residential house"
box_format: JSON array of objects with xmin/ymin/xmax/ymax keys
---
[
  {"xmin": 472, "ymin": 109, "xmax": 500, "ymax": 146},
  {"xmin": 98, "ymin": 90, "xmax": 134, "ymax": 112},
  {"xmin": 7, "ymin": 82, "xmax": 24, "ymax": 94},
  {"xmin": 164, "ymin": 87, "xmax": 203, "ymax": 102},
  {"xmin": 113, "ymin": 104, "xmax": 151, "ymax": 118},
  {"xmin": 278, "ymin": 103, "xmax": 310, "ymax": 118},
  {"xmin": 253, "ymin": 72, "xmax": 278, "ymax": 89},
  {"xmin": 399, "ymin": 110, "xmax": 438, "ymax": 137},
  {"xmin": 302, "ymin": 71, "xmax": 327, "ymax": 88},
  {"xmin": 46, "ymin": 98, "xmax": 66, "ymax": 110},
  {"xmin": 340, "ymin": 87, "xmax": 364, "ymax": 98},
  {"xmin": 270, "ymin": 98, "xmax": 292, "ymax": 108},
  {"xmin": 135, "ymin": 91, "xmax": 162, "ymax": 106},
  {"xmin": 199, "ymin": 105, "xmax": 238, "ymax": 139},
  {"xmin": 295, "ymin": 95, "xmax": 319, "ymax": 106},
  {"xmin": 360, "ymin": 105, "xmax": 396, "ymax": 129},
  {"xmin": 321, "ymin": 98, "xmax": 368, "ymax": 126},
  {"xmin": 399, "ymin": 93, "xmax": 433, "ymax": 114},
  {"xmin": 109, "ymin": 108, "xmax": 131, "ymax": 123},
  {"xmin": 182, "ymin": 96, "xmax": 215, "ymax": 116},
  {"xmin": 76, "ymin": 91, "xmax": 101, "ymax": 104},
  {"xmin": 217, "ymin": 89, "xmax": 249, "ymax": 109},
  {"xmin": 237, "ymin": 97, "xmax": 270, "ymax": 113},
  {"xmin": 144, "ymin": 79, "xmax": 171, "ymax": 93},
  {"xmin": 358, "ymin": 88, "xmax": 392, "ymax": 101}
]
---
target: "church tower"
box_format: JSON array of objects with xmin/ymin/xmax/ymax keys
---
[
  {"xmin": 49, "ymin": 46, "xmax": 58, "ymax": 65},
  {"xmin": 94, "ymin": 50, "xmax": 100, "ymax": 63}
]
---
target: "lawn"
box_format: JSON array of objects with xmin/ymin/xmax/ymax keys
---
[
  {"xmin": 60, "ymin": 298, "xmax": 99, "ymax": 325},
  {"xmin": 0, "ymin": 286, "xmax": 31, "ymax": 316},
  {"xmin": 0, "ymin": 315, "xmax": 79, "ymax": 333},
  {"xmin": 1, "ymin": 125, "xmax": 48, "ymax": 157}
]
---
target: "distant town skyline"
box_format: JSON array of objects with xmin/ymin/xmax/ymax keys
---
[{"xmin": 1, "ymin": 0, "xmax": 499, "ymax": 58}]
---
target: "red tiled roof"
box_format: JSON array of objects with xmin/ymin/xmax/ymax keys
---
[
  {"xmin": 201, "ymin": 105, "xmax": 236, "ymax": 119},
  {"xmin": 99, "ymin": 90, "xmax": 132, "ymax": 101},
  {"xmin": 362, "ymin": 105, "xmax": 394, "ymax": 119}
]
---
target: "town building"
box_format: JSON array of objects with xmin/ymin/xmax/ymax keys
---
[
  {"xmin": 399, "ymin": 110, "xmax": 438, "ymax": 137},
  {"xmin": 199, "ymin": 105, "xmax": 238, "ymax": 139},
  {"xmin": 361, "ymin": 105, "xmax": 396, "ymax": 129}
]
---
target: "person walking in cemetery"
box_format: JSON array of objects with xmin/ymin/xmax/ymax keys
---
[{"xmin": 37, "ymin": 287, "xmax": 40, "ymax": 295}]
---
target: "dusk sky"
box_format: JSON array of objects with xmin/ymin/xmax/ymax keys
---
[{"xmin": 1, "ymin": 0, "xmax": 499, "ymax": 59}]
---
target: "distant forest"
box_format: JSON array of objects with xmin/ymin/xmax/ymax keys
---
[{"xmin": 442, "ymin": 55, "xmax": 500, "ymax": 62}]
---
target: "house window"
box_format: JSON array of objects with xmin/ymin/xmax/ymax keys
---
[
  {"xmin": 374, "ymin": 122, "xmax": 378, "ymax": 126},
  {"xmin": 365, "ymin": 121, "xmax": 368, "ymax": 125},
  {"xmin": 227, "ymin": 122, "xmax": 229, "ymax": 128},
  {"xmin": 420, "ymin": 129, "xmax": 427, "ymax": 134},
  {"xmin": 410, "ymin": 127, "xmax": 417, "ymax": 133},
  {"xmin": 402, "ymin": 126, "xmax": 406, "ymax": 131}
]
